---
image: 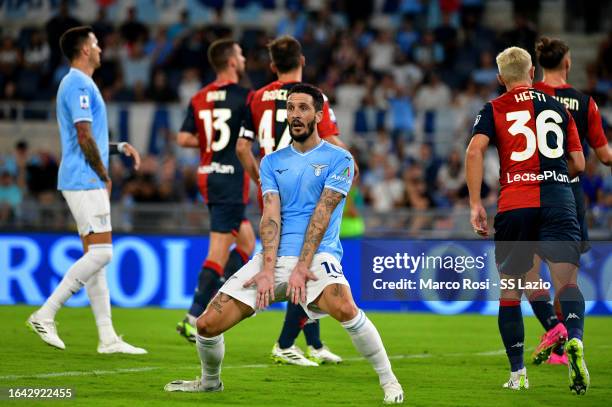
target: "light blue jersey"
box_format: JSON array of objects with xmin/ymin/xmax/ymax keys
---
[
  {"xmin": 260, "ymin": 141, "xmax": 354, "ymax": 261},
  {"xmin": 56, "ymin": 68, "xmax": 109, "ymax": 190}
]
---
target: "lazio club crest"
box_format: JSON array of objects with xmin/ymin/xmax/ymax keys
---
[{"xmin": 311, "ymin": 164, "xmax": 328, "ymax": 176}]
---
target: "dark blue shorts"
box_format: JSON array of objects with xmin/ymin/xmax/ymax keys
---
[
  {"xmin": 494, "ymin": 207, "xmax": 581, "ymax": 276},
  {"xmin": 207, "ymin": 204, "xmax": 246, "ymax": 234},
  {"xmin": 571, "ymin": 181, "xmax": 590, "ymax": 253}
]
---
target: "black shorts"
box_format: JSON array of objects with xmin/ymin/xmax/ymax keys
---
[
  {"xmin": 207, "ymin": 203, "xmax": 246, "ymax": 234},
  {"xmin": 494, "ymin": 207, "xmax": 581, "ymax": 276}
]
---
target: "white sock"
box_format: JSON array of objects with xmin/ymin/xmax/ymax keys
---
[
  {"xmin": 86, "ymin": 267, "xmax": 119, "ymax": 344},
  {"xmin": 38, "ymin": 244, "xmax": 113, "ymax": 320},
  {"xmin": 341, "ymin": 309, "xmax": 397, "ymax": 385},
  {"xmin": 186, "ymin": 314, "xmax": 197, "ymax": 326},
  {"xmin": 196, "ymin": 334, "xmax": 224, "ymax": 388}
]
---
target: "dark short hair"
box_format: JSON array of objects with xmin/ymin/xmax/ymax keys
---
[
  {"xmin": 207, "ymin": 38, "xmax": 237, "ymax": 72},
  {"xmin": 267, "ymin": 35, "xmax": 302, "ymax": 73},
  {"xmin": 60, "ymin": 26, "xmax": 94, "ymax": 61},
  {"xmin": 287, "ymin": 83, "xmax": 324, "ymax": 112},
  {"xmin": 535, "ymin": 36, "xmax": 569, "ymax": 69}
]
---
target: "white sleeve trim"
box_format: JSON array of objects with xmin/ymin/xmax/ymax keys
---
[
  {"xmin": 262, "ymin": 189, "xmax": 279, "ymax": 196},
  {"xmin": 324, "ymin": 185, "xmax": 348, "ymax": 196},
  {"xmin": 73, "ymin": 118, "xmax": 93, "ymax": 123}
]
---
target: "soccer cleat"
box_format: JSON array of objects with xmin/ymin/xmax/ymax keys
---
[
  {"xmin": 306, "ymin": 345, "xmax": 343, "ymax": 364},
  {"xmin": 382, "ymin": 380, "xmax": 404, "ymax": 404},
  {"xmin": 502, "ymin": 367, "xmax": 529, "ymax": 390},
  {"xmin": 532, "ymin": 323, "xmax": 567, "ymax": 365},
  {"xmin": 547, "ymin": 351, "xmax": 568, "ymax": 365},
  {"xmin": 565, "ymin": 338, "xmax": 589, "ymax": 395},
  {"xmin": 271, "ymin": 343, "xmax": 318, "ymax": 366},
  {"xmin": 97, "ymin": 336, "xmax": 147, "ymax": 355},
  {"xmin": 164, "ymin": 377, "xmax": 223, "ymax": 392},
  {"xmin": 27, "ymin": 313, "xmax": 65, "ymax": 350},
  {"xmin": 176, "ymin": 318, "xmax": 197, "ymax": 343}
]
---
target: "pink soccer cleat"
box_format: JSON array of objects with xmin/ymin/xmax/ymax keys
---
[
  {"xmin": 532, "ymin": 323, "xmax": 568, "ymax": 365},
  {"xmin": 546, "ymin": 351, "xmax": 568, "ymax": 365}
]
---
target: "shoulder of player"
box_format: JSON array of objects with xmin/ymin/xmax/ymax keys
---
[{"xmin": 322, "ymin": 141, "xmax": 353, "ymax": 163}]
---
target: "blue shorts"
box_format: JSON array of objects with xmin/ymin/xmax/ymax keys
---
[
  {"xmin": 207, "ymin": 204, "xmax": 246, "ymax": 234},
  {"xmin": 494, "ymin": 207, "xmax": 581, "ymax": 276},
  {"xmin": 571, "ymin": 181, "xmax": 590, "ymax": 253}
]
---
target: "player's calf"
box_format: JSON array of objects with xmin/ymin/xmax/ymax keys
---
[{"xmin": 196, "ymin": 293, "xmax": 252, "ymax": 338}]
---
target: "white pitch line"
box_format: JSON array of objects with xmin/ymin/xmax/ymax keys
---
[
  {"xmin": 0, "ymin": 367, "xmax": 160, "ymax": 381},
  {"xmin": 0, "ymin": 347, "xmax": 538, "ymax": 380}
]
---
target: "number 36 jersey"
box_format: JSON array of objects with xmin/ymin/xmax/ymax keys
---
[
  {"xmin": 181, "ymin": 81, "xmax": 251, "ymax": 204},
  {"xmin": 472, "ymin": 86, "xmax": 582, "ymax": 213},
  {"xmin": 240, "ymin": 80, "xmax": 339, "ymax": 157}
]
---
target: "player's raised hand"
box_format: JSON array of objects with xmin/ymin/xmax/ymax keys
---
[
  {"xmin": 287, "ymin": 262, "xmax": 318, "ymax": 304},
  {"xmin": 470, "ymin": 203, "xmax": 489, "ymax": 237},
  {"xmin": 243, "ymin": 270, "xmax": 275, "ymax": 309},
  {"xmin": 121, "ymin": 143, "xmax": 141, "ymax": 170}
]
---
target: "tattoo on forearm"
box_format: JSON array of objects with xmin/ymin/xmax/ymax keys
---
[
  {"xmin": 261, "ymin": 193, "xmax": 280, "ymax": 267},
  {"xmin": 299, "ymin": 189, "xmax": 344, "ymax": 263},
  {"xmin": 76, "ymin": 122, "xmax": 108, "ymax": 182}
]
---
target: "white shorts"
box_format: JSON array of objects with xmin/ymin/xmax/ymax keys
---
[
  {"xmin": 62, "ymin": 189, "xmax": 112, "ymax": 236},
  {"xmin": 219, "ymin": 252, "xmax": 350, "ymax": 319}
]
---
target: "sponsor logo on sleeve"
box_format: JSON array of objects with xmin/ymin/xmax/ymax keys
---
[{"xmin": 80, "ymin": 95, "xmax": 90, "ymax": 109}]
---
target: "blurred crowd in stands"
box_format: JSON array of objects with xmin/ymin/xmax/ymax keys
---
[{"xmin": 1, "ymin": 0, "xmax": 611, "ymax": 232}]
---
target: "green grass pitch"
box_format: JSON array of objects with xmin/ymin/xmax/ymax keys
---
[{"xmin": 2, "ymin": 305, "xmax": 611, "ymax": 406}]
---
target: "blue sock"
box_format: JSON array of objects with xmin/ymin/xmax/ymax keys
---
[
  {"xmin": 528, "ymin": 290, "xmax": 559, "ymax": 331},
  {"xmin": 188, "ymin": 261, "xmax": 224, "ymax": 318},
  {"xmin": 498, "ymin": 300, "xmax": 524, "ymax": 372},
  {"xmin": 558, "ymin": 284, "xmax": 584, "ymax": 340},
  {"xmin": 303, "ymin": 319, "xmax": 323, "ymax": 349},
  {"xmin": 278, "ymin": 302, "xmax": 308, "ymax": 349}
]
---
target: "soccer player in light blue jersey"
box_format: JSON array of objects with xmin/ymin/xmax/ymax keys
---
[
  {"xmin": 27, "ymin": 26, "xmax": 146, "ymax": 355},
  {"xmin": 165, "ymin": 84, "xmax": 404, "ymax": 404}
]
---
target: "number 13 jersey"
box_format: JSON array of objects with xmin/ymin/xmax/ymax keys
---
[
  {"xmin": 472, "ymin": 86, "xmax": 582, "ymax": 213},
  {"xmin": 181, "ymin": 81, "xmax": 251, "ymax": 204}
]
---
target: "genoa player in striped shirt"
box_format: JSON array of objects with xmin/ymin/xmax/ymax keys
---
[
  {"xmin": 175, "ymin": 39, "xmax": 256, "ymax": 343},
  {"xmin": 524, "ymin": 37, "xmax": 612, "ymax": 367},
  {"xmin": 466, "ymin": 46, "xmax": 589, "ymax": 394}
]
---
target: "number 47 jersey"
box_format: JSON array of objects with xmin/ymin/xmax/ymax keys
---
[
  {"xmin": 472, "ymin": 86, "xmax": 582, "ymax": 213},
  {"xmin": 181, "ymin": 81, "xmax": 251, "ymax": 204},
  {"xmin": 239, "ymin": 80, "xmax": 339, "ymax": 157}
]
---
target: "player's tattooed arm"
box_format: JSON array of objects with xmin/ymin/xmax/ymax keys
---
[
  {"xmin": 75, "ymin": 121, "xmax": 109, "ymax": 182},
  {"xmin": 260, "ymin": 192, "xmax": 281, "ymax": 272},
  {"xmin": 299, "ymin": 188, "xmax": 344, "ymax": 266}
]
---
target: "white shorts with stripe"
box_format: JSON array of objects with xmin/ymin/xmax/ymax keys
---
[
  {"xmin": 219, "ymin": 252, "xmax": 350, "ymax": 319},
  {"xmin": 62, "ymin": 189, "xmax": 112, "ymax": 236}
]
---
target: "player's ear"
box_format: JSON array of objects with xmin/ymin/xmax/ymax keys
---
[
  {"xmin": 529, "ymin": 65, "xmax": 535, "ymax": 81},
  {"xmin": 300, "ymin": 55, "xmax": 305, "ymax": 67},
  {"xmin": 270, "ymin": 62, "xmax": 278, "ymax": 74},
  {"xmin": 565, "ymin": 53, "xmax": 571, "ymax": 73},
  {"xmin": 496, "ymin": 74, "xmax": 504, "ymax": 87},
  {"xmin": 315, "ymin": 109, "xmax": 323, "ymax": 124}
]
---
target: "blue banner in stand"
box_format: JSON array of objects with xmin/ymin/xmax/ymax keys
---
[{"xmin": 1, "ymin": 233, "xmax": 611, "ymax": 315}]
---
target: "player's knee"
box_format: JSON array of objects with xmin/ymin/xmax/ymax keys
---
[
  {"xmin": 196, "ymin": 313, "xmax": 222, "ymax": 337},
  {"xmin": 87, "ymin": 244, "xmax": 113, "ymax": 267},
  {"xmin": 333, "ymin": 301, "xmax": 359, "ymax": 323}
]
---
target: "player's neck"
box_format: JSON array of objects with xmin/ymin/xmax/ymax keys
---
[
  {"xmin": 542, "ymin": 70, "xmax": 568, "ymax": 87},
  {"xmin": 276, "ymin": 69, "xmax": 302, "ymax": 83},
  {"xmin": 506, "ymin": 81, "xmax": 532, "ymax": 92},
  {"xmin": 292, "ymin": 133, "xmax": 321, "ymax": 153},
  {"xmin": 71, "ymin": 61, "xmax": 94, "ymax": 77},
  {"xmin": 216, "ymin": 70, "xmax": 238, "ymax": 84}
]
